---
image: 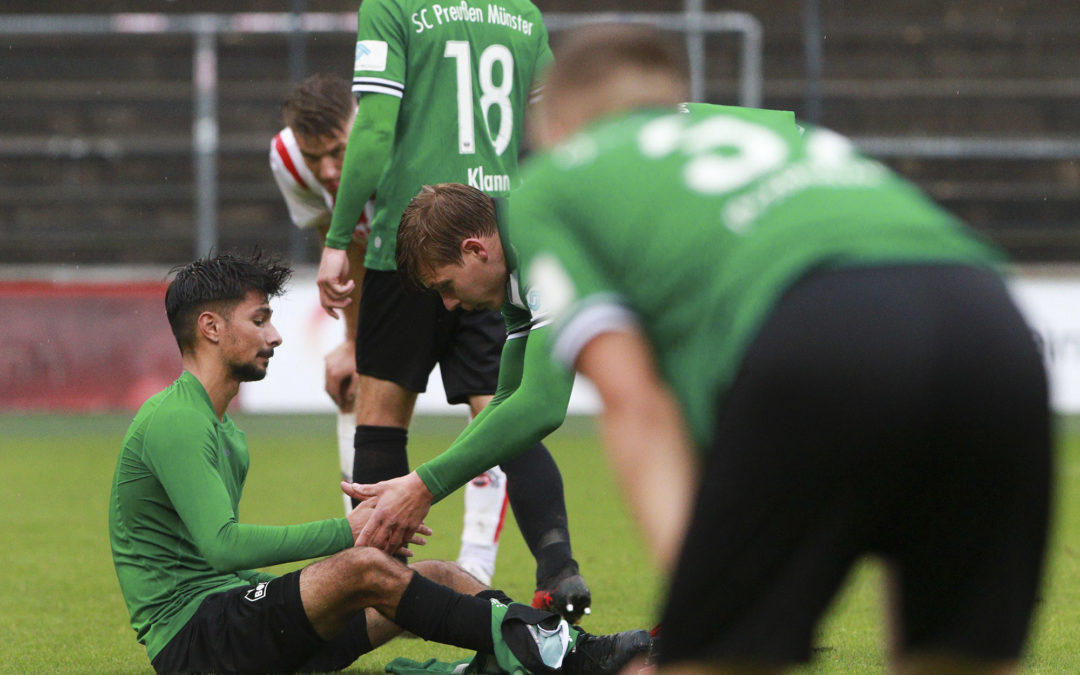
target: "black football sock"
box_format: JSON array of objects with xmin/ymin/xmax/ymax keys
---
[
  {"xmin": 396, "ymin": 576, "xmax": 567, "ymax": 673},
  {"xmin": 394, "ymin": 573, "xmax": 495, "ymax": 653},
  {"xmin": 501, "ymin": 442, "xmax": 575, "ymax": 588},
  {"xmin": 351, "ymin": 425, "xmax": 409, "ymax": 509}
]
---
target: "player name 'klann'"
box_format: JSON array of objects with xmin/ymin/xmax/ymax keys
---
[
  {"xmin": 411, "ymin": 3, "xmax": 535, "ymax": 35},
  {"xmin": 467, "ymin": 165, "xmax": 511, "ymax": 192}
]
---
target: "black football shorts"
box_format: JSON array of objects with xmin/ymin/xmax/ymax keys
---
[
  {"xmin": 660, "ymin": 264, "xmax": 1051, "ymax": 666},
  {"xmin": 151, "ymin": 571, "xmax": 373, "ymax": 674},
  {"xmin": 356, "ymin": 269, "xmax": 504, "ymax": 404}
]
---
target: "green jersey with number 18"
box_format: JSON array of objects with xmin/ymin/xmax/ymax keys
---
[
  {"xmin": 508, "ymin": 104, "xmax": 1003, "ymax": 450},
  {"xmin": 351, "ymin": 0, "xmax": 551, "ymax": 271}
]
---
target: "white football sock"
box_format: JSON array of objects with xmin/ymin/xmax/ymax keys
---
[
  {"xmin": 337, "ymin": 410, "xmax": 356, "ymax": 515},
  {"xmin": 457, "ymin": 466, "xmax": 508, "ymax": 585}
]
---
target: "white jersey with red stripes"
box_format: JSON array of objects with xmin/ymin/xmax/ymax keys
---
[{"xmin": 269, "ymin": 126, "xmax": 372, "ymax": 242}]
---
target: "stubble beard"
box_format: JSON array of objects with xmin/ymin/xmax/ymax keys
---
[{"xmin": 230, "ymin": 349, "xmax": 274, "ymax": 382}]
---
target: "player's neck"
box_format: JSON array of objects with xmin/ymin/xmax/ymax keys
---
[{"xmin": 182, "ymin": 355, "xmax": 240, "ymax": 421}]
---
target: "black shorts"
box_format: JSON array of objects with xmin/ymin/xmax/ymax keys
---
[
  {"xmin": 151, "ymin": 571, "xmax": 373, "ymax": 674},
  {"xmin": 357, "ymin": 269, "xmax": 504, "ymax": 404},
  {"xmin": 660, "ymin": 264, "xmax": 1052, "ymax": 666}
]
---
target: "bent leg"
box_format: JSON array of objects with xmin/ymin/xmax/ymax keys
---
[{"xmin": 299, "ymin": 546, "xmax": 413, "ymax": 640}]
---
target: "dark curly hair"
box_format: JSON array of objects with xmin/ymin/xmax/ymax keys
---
[{"xmin": 165, "ymin": 249, "xmax": 292, "ymax": 355}]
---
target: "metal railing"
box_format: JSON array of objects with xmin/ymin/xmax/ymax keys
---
[{"xmin": 0, "ymin": 8, "xmax": 763, "ymax": 259}]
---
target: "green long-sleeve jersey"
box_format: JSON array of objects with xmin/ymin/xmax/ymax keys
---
[
  {"xmin": 326, "ymin": 0, "xmax": 552, "ymax": 269},
  {"xmin": 508, "ymin": 104, "xmax": 1002, "ymax": 450},
  {"xmin": 109, "ymin": 371, "xmax": 353, "ymax": 661},
  {"xmin": 417, "ymin": 267, "xmax": 574, "ymax": 501}
]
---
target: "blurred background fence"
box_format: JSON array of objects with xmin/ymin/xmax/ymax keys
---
[
  {"xmin": 1, "ymin": 0, "xmax": 1077, "ymax": 266},
  {"xmin": 2, "ymin": 1, "xmax": 1079, "ymax": 414}
]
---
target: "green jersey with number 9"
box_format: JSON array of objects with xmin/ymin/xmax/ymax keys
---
[
  {"xmin": 508, "ymin": 104, "xmax": 1003, "ymax": 450},
  {"xmin": 352, "ymin": 0, "xmax": 551, "ymax": 271}
]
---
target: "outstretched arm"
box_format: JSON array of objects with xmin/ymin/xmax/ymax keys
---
[
  {"xmin": 317, "ymin": 93, "xmax": 399, "ymax": 316},
  {"xmin": 344, "ymin": 326, "xmax": 574, "ymax": 554},
  {"xmin": 148, "ymin": 415, "xmax": 354, "ymax": 570}
]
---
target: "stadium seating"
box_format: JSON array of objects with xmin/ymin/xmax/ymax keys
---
[{"xmin": 0, "ymin": 0, "xmax": 1076, "ymax": 263}]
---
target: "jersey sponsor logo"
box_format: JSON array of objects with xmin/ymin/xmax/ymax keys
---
[
  {"xmin": 467, "ymin": 165, "xmax": 511, "ymax": 193},
  {"xmin": 244, "ymin": 582, "xmax": 269, "ymax": 603},
  {"xmin": 355, "ymin": 40, "xmax": 388, "ymax": 72}
]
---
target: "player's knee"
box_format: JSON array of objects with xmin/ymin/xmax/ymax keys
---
[
  {"xmin": 411, "ymin": 559, "xmax": 472, "ymax": 589},
  {"xmin": 338, "ymin": 546, "xmax": 410, "ymax": 593}
]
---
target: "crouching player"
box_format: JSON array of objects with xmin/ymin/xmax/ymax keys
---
[
  {"xmin": 344, "ymin": 180, "xmax": 600, "ymax": 621},
  {"xmin": 512, "ymin": 24, "xmax": 1052, "ymax": 674}
]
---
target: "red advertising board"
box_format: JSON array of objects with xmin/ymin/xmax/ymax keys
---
[{"xmin": 0, "ymin": 281, "xmax": 181, "ymax": 411}]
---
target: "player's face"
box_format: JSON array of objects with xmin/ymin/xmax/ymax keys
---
[
  {"xmin": 295, "ymin": 126, "xmax": 350, "ymax": 197},
  {"xmin": 425, "ymin": 255, "xmax": 507, "ymax": 312},
  {"xmin": 222, "ymin": 291, "xmax": 282, "ymax": 382}
]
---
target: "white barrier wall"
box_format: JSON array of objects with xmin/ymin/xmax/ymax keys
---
[
  {"xmin": 241, "ymin": 271, "xmax": 1080, "ymax": 415},
  {"xmin": 1009, "ymin": 276, "xmax": 1080, "ymax": 413}
]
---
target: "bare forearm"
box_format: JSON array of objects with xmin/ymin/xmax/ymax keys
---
[
  {"xmin": 576, "ymin": 329, "xmax": 698, "ymax": 572},
  {"xmin": 344, "ymin": 241, "xmax": 366, "ymax": 341},
  {"xmin": 599, "ymin": 388, "xmax": 697, "ymax": 572}
]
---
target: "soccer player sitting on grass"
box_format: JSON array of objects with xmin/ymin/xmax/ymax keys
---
[
  {"xmin": 354, "ymin": 24, "xmax": 1053, "ymax": 675},
  {"xmin": 107, "ymin": 250, "xmax": 651, "ymax": 674}
]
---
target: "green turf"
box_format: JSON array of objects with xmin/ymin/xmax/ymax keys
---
[{"xmin": 0, "ymin": 412, "xmax": 1076, "ymax": 673}]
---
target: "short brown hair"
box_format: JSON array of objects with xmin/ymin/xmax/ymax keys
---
[
  {"xmin": 281, "ymin": 73, "xmax": 355, "ymax": 140},
  {"xmin": 397, "ymin": 183, "xmax": 497, "ymax": 287},
  {"xmin": 535, "ymin": 24, "xmax": 688, "ymax": 142}
]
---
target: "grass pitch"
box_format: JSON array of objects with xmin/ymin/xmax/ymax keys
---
[{"xmin": 1, "ymin": 412, "xmax": 1077, "ymax": 673}]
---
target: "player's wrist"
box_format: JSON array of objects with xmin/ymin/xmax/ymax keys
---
[
  {"xmin": 414, "ymin": 465, "xmax": 446, "ymax": 503},
  {"xmin": 406, "ymin": 471, "xmax": 435, "ymax": 502}
]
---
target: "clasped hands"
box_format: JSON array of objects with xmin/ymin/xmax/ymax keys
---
[{"xmin": 341, "ymin": 471, "xmax": 436, "ymax": 557}]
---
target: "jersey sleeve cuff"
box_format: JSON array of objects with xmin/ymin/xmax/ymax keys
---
[
  {"xmin": 415, "ymin": 464, "xmax": 451, "ymax": 504},
  {"xmin": 551, "ymin": 299, "xmax": 640, "ymax": 371},
  {"xmin": 352, "ymin": 77, "xmax": 404, "ymax": 98},
  {"xmin": 336, "ymin": 517, "xmax": 354, "ymax": 548},
  {"xmin": 324, "ymin": 232, "xmax": 353, "ymax": 250}
]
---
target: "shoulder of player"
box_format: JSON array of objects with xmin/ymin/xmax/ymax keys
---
[{"xmin": 135, "ymin": 386, "xmax": 217, "ymax": 454}]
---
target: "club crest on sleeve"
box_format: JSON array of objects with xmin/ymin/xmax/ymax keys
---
[
  {"xmin": 527, "ymin": 254, "xmax": 576, "ymax": 318},
  {"xmin": 355, "ymin": 40, "xmax": 389, "ymax": 72}
]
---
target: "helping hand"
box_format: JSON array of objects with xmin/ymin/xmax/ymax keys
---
[
  {"xmin": 341, "ymin": 472, "xmax": 435, "ymax": 555},
  {"xmin": 344, "ymin": 493, "xmax": 432, "ymax": 557}
]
